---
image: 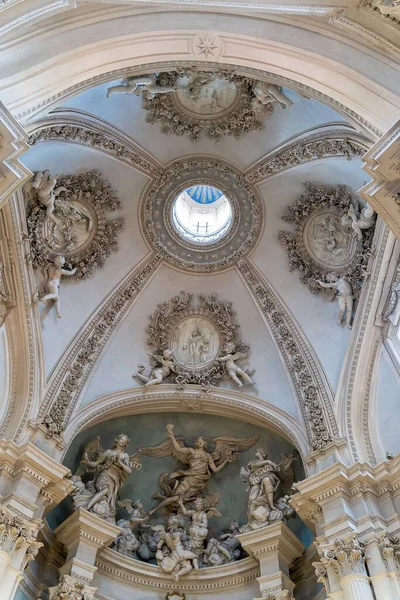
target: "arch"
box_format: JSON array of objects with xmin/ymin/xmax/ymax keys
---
[
  {"xmin": 1, "ymin": 17, "xmax": 399, "ymax": 134},
  {"xmin": 62, "ymin": 386, "xmax": 310, "ymax": 466}
]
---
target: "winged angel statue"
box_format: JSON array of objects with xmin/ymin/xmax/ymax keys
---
[
  {"xmin": 71, "ymin": 434, "xmax": 142, "ymax": 523},
  {"xmin": 240, "ymin": 448, "xmax": 298, "ymax": 531},
  {"xmin": 139, "ymin": 424, "xmax": 257, "ymax": 515}
]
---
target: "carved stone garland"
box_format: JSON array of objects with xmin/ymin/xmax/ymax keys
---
[
  {"xmin": 137, "ymin": 291, "xmax": 253, "ymax": 388},
  {"xmin": 237, "ymin": 258, "xmax": 335, "ymax": 450},
  {"xmin": 26, "ymin": 170, "xmax": 124, "ymax": 279},
  {"xmin": 278, "ymin": 183, "xmax": 375, "ymax": 294},
  {"xmin": 141, "ymin": 69, "xmax": 274, "ymax": 142}
]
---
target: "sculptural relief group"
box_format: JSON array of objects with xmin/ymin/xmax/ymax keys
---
[{"xmin": 70, "ymin": 424, "xmax": 298, "ymax": 580}]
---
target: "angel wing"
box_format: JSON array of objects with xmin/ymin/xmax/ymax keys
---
[
  {"xmin": 74, "ymin": 436, "xmax": 104, "ymax": 478},
  {"xmin": 207, "ymin": 507, "xmax": 222, "ymax": 518},
  {"xmin": 277, "ymin": 450, "xmax": 299, "ymax": 495},
  {"xmin": 211, "ymin": 435, "xmax": 258, "ymax": 464},
  {"xmin": 138, "ymin": 437, "xmax": 190, "ymax": 465}
]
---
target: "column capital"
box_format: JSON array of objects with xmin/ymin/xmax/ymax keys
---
[
  {"xmin": 48, "ymin": 573, "xmax": 97, "ymax": 600},
  {"xmin": 321, "ymin": 533, "xmax": 367, "ymax": 577}
]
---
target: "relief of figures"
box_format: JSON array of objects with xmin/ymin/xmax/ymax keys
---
[{"xmin": 138, "ymin": 423, "xmax": 257, "ymax": 514}]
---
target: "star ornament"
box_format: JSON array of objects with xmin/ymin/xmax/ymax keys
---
[{"xmin": 195, "ymin": 34, "xmax": 219, "ymax": 59}]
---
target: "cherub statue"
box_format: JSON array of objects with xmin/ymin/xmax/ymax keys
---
[
  {"xmin": 24, "ymin": 170, "xmax": 67, "ymax": 221},
  {"xmin": 106, "ymin": 74, "xmax": 178, "ymax": 99},
  {"xmin": 115, "ymin": 528, "xmax": 140, "ymax": 557},
  {"xmin": 216, "ymin": 342, "xmax": 255, "ymax": 387},
  {"xmin": 72, "ymin": 434, "xmax": 141, "ymax": 523},
  {"xmin": 155, "ymin": 516, "xmax": 199, "ymax": 581},
  {"xmin": 133, "ymin": 349, "xmax": 177, "ymax": 387},
  {"xmin": 240, "ymin": 449, "xmax": 297, "ymax": 531},
  {"xmin": 138, "ymin": 423, "xmax": 257, "ymax": 514},
  {"xmin": 251, "ymin": 81, "xmax": 293, "ymax": 110},
  {"xmin": 316, "ymin": 275, "xmax": 354, "ymax": 329},
  {"xmin": 32, "ymin": 255, "xmax": 76, "ymax": 318},
  {"xmin": 341, "ymin": 202, "xmax": 376, "ymax": 240},
  {"xmin": 179, "ymin": 496, "xmax": 221, "ymax": 555},
  {"xmin": 203, "ymin": 520, "xmax": 243, "ymax": 566},
  {"xmin": 117, "ymin": 498, "xmax": 149, "ymax": 529}
]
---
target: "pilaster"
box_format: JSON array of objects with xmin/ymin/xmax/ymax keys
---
[
  {"xmin": 237, "ymin": 522, "xmax": 304, "ymax": 598},
  {"xmin": 53, "ymin": 509, "xmax": 121, "ymax": 593},
  {"xmin": 0, "ymin": 439, "xmax": 72, "ymax": 600}
]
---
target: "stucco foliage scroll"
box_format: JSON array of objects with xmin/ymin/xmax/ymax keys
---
[
  {"xmin": 26, "ymin": 170, "xmax": 124, "ymax": 279},
  {"xmin": 278, "ymin": 183, "xmax": 375, "ymax": 294}
]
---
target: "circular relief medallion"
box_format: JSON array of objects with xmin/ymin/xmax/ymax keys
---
[
  {"xmin": 141, "ymin": 157, "xmax": 263, "ymax": 272},
  {"xmin": 302, "ymin": 209, "xmax": 358, "ymax": 270},
  {"xmin": 39, "ymin": 198, "xmax": 97, "ymax": 257},
  {"xmin": 173, "ymin": 75, "xmax": 240, "ymax": 119},
  {"xmin": 171, "ymin": 316, "xmax": 221, "ymax": 371}
]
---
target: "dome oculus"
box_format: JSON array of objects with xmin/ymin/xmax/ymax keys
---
[{"xmin": 172, "ymin": 185, "xmax": 233, "ymax": 244}]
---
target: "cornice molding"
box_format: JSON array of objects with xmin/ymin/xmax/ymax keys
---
[
  {"xmin": 96, "ymin": 548, "xmax": 259, "ymax": 592},
  {"xmin": 0, "ymin": 102, "xmax": 31, "ymax": 209}
]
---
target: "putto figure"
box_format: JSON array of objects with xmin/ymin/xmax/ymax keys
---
[
  {"xmin": 139, "ymin": 423, "xmax": 257, "ymax": 514},
  {"xmin": 134, "ymin": 349, "xmax": 177, "ymax": 387},
  {"xmin": 33, "ymin": 255, "xmax": 76, "ymax": 318},
  {"xmin": 316, "ymin": 275, "xmax": 354, "ymax": 329},
  {"xmin": 217, "ymin": 342, "xmax": 255, "ymax": 387},
  {"xmin": 24, "ymin": 170, "xmax": 66, "ymax": 221},
  {"xmin": 106, "ymin": 74, "xmax": 178, "ymax": 99},
  {"xmin": 155, "ymin": 515, "xmax": 199, "ymax": 581},
  {"xmin": 71, "ymin": 434, "xmax": 141, "ymax": 522}
]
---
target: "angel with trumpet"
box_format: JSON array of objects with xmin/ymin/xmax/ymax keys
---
[{"xmin": 138, "ymin": 423, "xmax": 257, "ymax": 515}]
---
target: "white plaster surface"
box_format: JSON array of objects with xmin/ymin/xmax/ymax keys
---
[
  {"xmin": 252, "ymin": 158, "xmax": 367, "ymax": 393},
  {"xmin": 81, "ymin": 264, "xmax": 299, "ymax": 417},
  {"xmin": 22, "ymin": 142, "xmax": 149, "ymax": 377},
  {"xmin": 377, "ymin": 348, "xmax": 400, "ymax": 456},
  {"xmin": 62, "ymin": 82, "xmax": 347, "ymax": 169}
]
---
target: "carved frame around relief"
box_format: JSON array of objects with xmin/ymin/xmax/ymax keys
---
[
  {"xmin": 143, "ymin": 69, "xmax": 273, "ymax": 142},
  {"xmin": 278, "ymin": 183, "xmax": 375, "ymax": 294},
  {"xmin": 26, "ymin": 170, "xmax": 124, "ymax": 279},
  {"xmin": 140, "ymin": 291, "xmax": 252, "ymax": 388}
]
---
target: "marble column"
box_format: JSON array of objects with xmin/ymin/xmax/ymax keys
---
[
  {"xmin": 52, "ymin": 508, "xmax": 121, "ymax": 597},
  {"xmin": 0, "ymin": 439, "xmax": 72, "ymax": 600},
  {"xmin": 237, "ymin": 522, "xmax": 304, "ymax": 599}
]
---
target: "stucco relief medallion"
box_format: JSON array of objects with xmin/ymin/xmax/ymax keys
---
[
  {"xmin": 303, "ymin": 209, "xmax": 358, "ymax": 270},
  {"xmin": 173, "ymin": 75, "xmax": 239, "ymax": 119},
  {"xmin": 25, "ymin": 170, "xmax": 124, "ymax": 279},
  {"xmin": 171, "ymin": 316, "xmax": 221, "ymax": 370}
]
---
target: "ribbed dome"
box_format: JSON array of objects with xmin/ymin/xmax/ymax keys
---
[{"xmin": 185, "ymin": 185, "xmax": 224, "ymax": 204}]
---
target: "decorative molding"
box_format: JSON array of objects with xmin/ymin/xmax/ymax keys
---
[
  {"xmin": 278, "ymin": 182, "xmax": 375, "ymax": 294},
  {"xmin": 237, "ymin": 258, "xmax": 337, "ymax": 450},
  {"xmin": 39, "ymin": 253, "xmax": 162, "ymax": 435},
  {"xmin": 96, "ymin": 548, "xmax": 259, "ymax": 592},
  {"xmin": 27, "ymin": 111, "xmax": 164, "ymax": 178},
  {"xmin": 0, "ymin": 102, "xmax": 31, "ymax": 209},
  {"xmin": 25, "ymin": 170, "xmax": 124, "ymax": 280},
  {"xmin": 245, "ymin": 129, "xmax": 369, "ymax": 183},
  {"xmin": 0, "ymin": 0, "xmax": 76, "ymax": 38},
  {"xmin": 141, "ymin": 156, "xmax": 263, "ymax": 273},
  {"xmin": 331, "ymin": 10, "xmax": 400, "ymax": 57}
]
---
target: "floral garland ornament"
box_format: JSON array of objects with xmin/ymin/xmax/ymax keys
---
[
  {"xmin": 278, "ymin": 183, "xmax": 375, "ymax": 294},
  {"xmin": 133, "ymin": 291, "xmax": 255, "ymax": 389},
  {"xmin": 25, "ymin": 170, "xmax": 124, "ymax": 279}
]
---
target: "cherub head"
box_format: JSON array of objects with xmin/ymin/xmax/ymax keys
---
[
  {"xmin": 223, "ymin": 342, "xmax": 236, "ymax": 354},
  {"xmin": 113, "ymin": 434, "xmax": 130, "ymax": 450},
  {"xmin": 195, "ymin": 436, "xmax": 207, "ymax": 450},
  {"xmin": 134, "ymin": 499, "xmax": 144, "ymax": 510},
  {"xmin": 194, "ymin": 497, "xmax": 204, "ymax": 510},
  {"xmin": 163, "ymin": 349, "xmax": 174, "ymax": 359},
  {"xmin": 54, "ymin": 255, "xmax": 65, "ymax": 268}
]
